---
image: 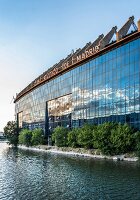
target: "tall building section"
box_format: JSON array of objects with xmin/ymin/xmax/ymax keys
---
[{"xmin": 15, "ymin": 16, "xmax": 140, "ymax": 137}]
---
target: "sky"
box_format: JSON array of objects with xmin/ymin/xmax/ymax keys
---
[{"xmin": 0, "ymin": 0, "xmax": 139, "ymax": 131}]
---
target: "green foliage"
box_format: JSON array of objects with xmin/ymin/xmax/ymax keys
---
[
  {"xmin": 93, "ymin": 122, "xmax": 116, "ymax": 155},
  {"xmin": 52, "ymin": 126, "xmax": 68, "ymax": 147},
  {"xmin": 52, "ymin": 123, "xmax": 138, "ymax": 155},
  {"xmin": 67, "ymin": 128, "xmax": 80, "ymax": 148},
  {"xmin": 4, "ymin": 121, "xmax": 19, "ymax": 147},
  {"xmin": 16, "ymin": 121, "xmax": 140, "ymax": 156},
  {"xmin": 110, "ymin": 123, "xmax": 134, "ymax": 155},
  {"xmin": 133, "ymin": 131, "xmax": 140, "ymax": 157},
  {"xmin": 77, "ymin": 124, "xmax": 94, "ymax": 149},
  {"xmin": 19, "ymin": 129, "xmax": 32, "ymax": 147},
  {"xmin": 18, "ymin": 128, "xmax": 45, "ymax": 147},
  {"xmin": 31, "ymin": 128, "xmax": 44, "ymax": 146},
  {"xmin": 93, "ymin": 122, "xmax": 135, "ymax": 155}
]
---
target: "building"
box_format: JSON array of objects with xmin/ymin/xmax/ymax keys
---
[
  {"xmin": 0, "ymin": 132, "xmax": 5, "ymax": 139},
  {"xmin": 14, "ymin": 16, "xmax": 140, "ymax": 138}
]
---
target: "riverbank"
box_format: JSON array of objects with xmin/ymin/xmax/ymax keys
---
[{"xmin": 18, "ymin": 145, "xmax": 139, "ymax": 162}]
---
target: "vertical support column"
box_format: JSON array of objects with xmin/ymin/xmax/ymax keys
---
[
  {"xmin": 45, "ymin": 102, "xmax": 50, "ymax": 143},
  {"xmin": 17, "ymin": 113, "xmax": 19, "ymax": 131},
  {"xmin": 116, "ymin": 32, "xmax": 119, "ymax": 41},
  {"xmin": 137, "ymin": 20, "xmax": 140, "ymax": 32}
]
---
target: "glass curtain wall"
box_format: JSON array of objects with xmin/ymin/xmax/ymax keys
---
[{"xmin": 15, "ymin": 38, "xmax": 140, "ymax": 132}]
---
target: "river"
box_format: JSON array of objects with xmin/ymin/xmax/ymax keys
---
[{"xmin": 0, "ymin": 142, "xmax": 140, "ymax": 200}]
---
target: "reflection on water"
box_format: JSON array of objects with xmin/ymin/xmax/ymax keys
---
[{"xmin": 0, "ymin": 142, "xmax": 140, "ymax": 200}]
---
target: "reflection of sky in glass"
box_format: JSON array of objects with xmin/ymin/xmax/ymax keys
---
[
  {"xmin": 72, "ymin": 84, "xmax": 140, "ymax": 120},
  {"xmin": 15, "ymin": 38, "xmax": 140, "ymax": 129}
]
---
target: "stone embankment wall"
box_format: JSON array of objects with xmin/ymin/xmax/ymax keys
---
[{"xmin": 18, "ymin": 145, "xmax": 139, "ymax": 162}]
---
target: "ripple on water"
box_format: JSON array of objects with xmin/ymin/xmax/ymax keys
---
[{"xmin": 0, "ymin": 143, "xmax": 140, "ymax": 200}]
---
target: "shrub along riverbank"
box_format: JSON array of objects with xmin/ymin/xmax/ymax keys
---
[
  {"xmin": 4, "ymin": 121, "xmax": 140, "ymax": 157},
  {"xmin": 52, "ymin": 123, "xmax": 140, "ymax": 157},
  {"xmin": 18, "ymin": 128, "xmax": 45, "ymax": 147}
]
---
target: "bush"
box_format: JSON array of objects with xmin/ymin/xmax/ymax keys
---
[
  {"xmin": 77, "ymin": 124, "xmax": 94, "ymax": 149},
  {"xmin": 93, "ymin": 122, "xmax": 135, "ymax": 155},
  {"xmin": 110, "ymin": 123, "xmax": 135, "ymax": 155},
  {"xmin": 67, "ymin": 128, "xmax": 80, "ymax": 148},
  {"xmin": 51, "ymin": 122, "xmax": 140, "ymax": 156},
  {"xmin": 52, "ymin": 126, "xmax": 68, "ymax": 147},
  {"xmin": 93, "ymin": 122, "xmax": 117, "ymax": 155},
  {"xmin": 134, "ymin": 131, "xmax": 140, "ymax": 157},
  {"xmin": 31, "ymin": 128, "xmax": 44, "ymax": 146},
  {"xmin": 19, "ymin": 129, "xmax": 32, "ymax": 147}
]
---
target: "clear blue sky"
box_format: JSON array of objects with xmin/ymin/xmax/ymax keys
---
[{"xmin": 0, "ymin": 0, "xmax": 139, "ymax": 131}]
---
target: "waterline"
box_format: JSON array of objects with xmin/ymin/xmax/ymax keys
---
[{"xmin": 18, "ymin": 145, "xmax": 139, "ymax": 162}]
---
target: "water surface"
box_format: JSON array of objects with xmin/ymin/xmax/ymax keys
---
[{"xmin": 0, "ymin": 142, "xmax": 140, "ymax": 200}]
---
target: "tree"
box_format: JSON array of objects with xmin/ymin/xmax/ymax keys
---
[
  {"xmin": 67, "ymin": 128, "xmax": 80, "ymax": 148},
  {"xmin": 110, "ymin": 123, "xmax": 134, "ymax": 155},
  {"xmin": 77, "ymin": 124, "xmax": 94, "ymax": 149},
  {"xmin": 93, "ymin": 122, "xmax": 117, "ymax": 155},
  {"xmin": 19, "ymin": 129, "xmax": 32, "ymax": 147},
  {"xmin": 133, "ymin": 131, "xmax": 140, "ymax": 157},
  {"xmin": 31, "ymin": 128, "xmax": 44, "ymax": 146},
  {"xmin": 4, "ymin": 121, "xmax": 19, "ymax": 147},
  {"xmin": 52, "ymin": 126, "xmax": 68, "ymax": 147}
]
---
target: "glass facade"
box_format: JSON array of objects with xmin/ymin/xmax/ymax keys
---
[
  {"xmin": 15, "ymin": 38, "xmax": 140, "ymax": 134},
  {"xmin": 48, "ymin": 94, "xmax": 72, "ymax": 130}
]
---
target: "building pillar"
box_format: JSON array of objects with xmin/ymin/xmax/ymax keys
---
[
  {"xmin": 116, "ymin": 32, "xmax": 119, "ymax": 41},
  {"xmin": 137, "ymin": 20, "xmax": 140, "ymax": 32}
]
